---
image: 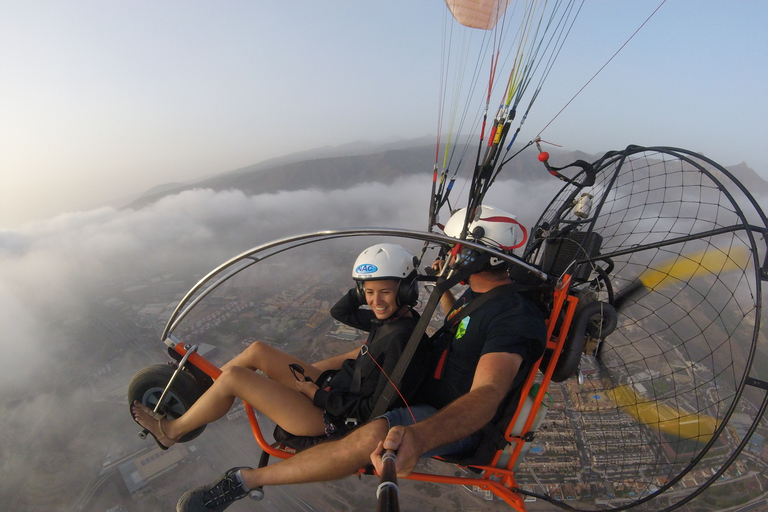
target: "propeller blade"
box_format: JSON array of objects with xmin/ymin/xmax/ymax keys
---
[
  {"xmin": 613, "ymin": 246, "xmax": 750, "ymax": 310},
  {"xmin": 610, "ymin": 384, "xmax": 718, "ymax": 443}
]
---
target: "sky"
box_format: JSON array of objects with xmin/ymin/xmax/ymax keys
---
[
  {"xmin": 2, "ymin": 3, "xmax": 768, "ymax": 508},
  {"xmin": 1, "ymin": 0, "xmax": 767, "ymax": 229}
]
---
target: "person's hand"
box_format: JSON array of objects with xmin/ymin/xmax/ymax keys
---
[
  {"xmin": 295, "ymin": 380, "xmax": 318, "ymax": 400},
  {"xmin": 370, "ymin": 426, "xmax": 420, "ymax": 477},
  {"xmin": 431, "ymin": 259, "xmax": 444, "ymax": 273}
]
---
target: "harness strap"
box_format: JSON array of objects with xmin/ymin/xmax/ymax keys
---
[
  {"xmin": 350, "ymin": 328, "xmax": 377, "ymax": 395},
  {"xmin": 429, "ymin": 283, "xmax": 519, "ymax": 380},
  {"xmin": 368, "ymin": 258, "xmax": 485, "ymax": 420},
  {"xmin": 369, "ymin": 256, "xmax": 539, "ymax": 419},
  {"xmin": 350, "ymin": 309, "xmax": 413, "ymax": 396}
]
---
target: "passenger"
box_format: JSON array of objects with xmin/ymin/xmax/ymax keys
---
[
  {"xmin": 132, "ymin": 243, "xmax": 427, "ymax": 450},
  {"xmin": 175, "ymin": 205, "xmax": 548, "ymax": 512}
]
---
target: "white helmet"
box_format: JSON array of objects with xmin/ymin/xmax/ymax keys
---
[
  {"xmin": 353, "ymin": 243, "xmax": 418, "ymax": 306},
  {"xmin": 443, "ymin": 205, "xmax": 520, "ymax": 252}
]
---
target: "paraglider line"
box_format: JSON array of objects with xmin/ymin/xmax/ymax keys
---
[{"xmin": 537, "ymin": 0, "xmax": 668, "ymax": 137}]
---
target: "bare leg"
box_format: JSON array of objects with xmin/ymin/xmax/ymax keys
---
[
  {"xmin": 240, "ymin": 418, "xmax": 389, "ymax": 489},
  {"xmin": 132, "ymin": 366, "xmax": 326, "ymax": 446},
  {"xmin": 221, "ymin": 340, "xmax": 323, "ymax": 384}
]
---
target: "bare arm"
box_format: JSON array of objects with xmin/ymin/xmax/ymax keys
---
[
  {"xmin": 432, "ymin": 259, "xmax": 457, "ymax": 315},
  {"xmin": 372, "ymin": 351, "xmax": 522, "ymax": 476},
  {"xmin": 439, "ymin": 289, "xmax": 456, "ymax": 316}
]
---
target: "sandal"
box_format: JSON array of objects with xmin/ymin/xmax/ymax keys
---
[{"xmin": 132, "ymin": 401, "xmax": 177, "ymax": 450}]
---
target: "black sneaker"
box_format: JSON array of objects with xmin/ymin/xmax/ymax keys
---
[{"xmin": 177, "ymin": 466, "xmax": 255, "ymax": 512}]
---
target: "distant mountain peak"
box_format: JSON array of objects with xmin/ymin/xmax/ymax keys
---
[{"xmin": 124, "ymin": 139, "xmax": 767, "ymax": 211}]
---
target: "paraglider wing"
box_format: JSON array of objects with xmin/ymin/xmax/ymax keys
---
[{"xmin": 445, "ymin": 0, "xmax": 511, "ymax": 30}]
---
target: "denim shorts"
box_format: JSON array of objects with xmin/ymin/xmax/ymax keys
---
[{"xmin": 378, "ymin": 404, "xmax": 483, "ymax": 458}]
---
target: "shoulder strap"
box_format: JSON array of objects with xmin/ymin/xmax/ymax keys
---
[
  {"xmin": 434, "ymin": 282, "xmax": 518, "ymax": 339},
  {"xmin": 370, "ymin": 278, "xmax": 539, "ymax": 418},
  {"xmin": 350, "ymin": 328, "xmax": 377, "ymax": 395},
  {"xmin": 429, "ymin": 283, "xmax": 521, "ymax": 380},
  {"xmin": 368, "ymin": 264, "xmax": 473, "ymax": 419},
  {"xmin": 350, "ymin": 311, "xmax": 420, "ymax": 395}
]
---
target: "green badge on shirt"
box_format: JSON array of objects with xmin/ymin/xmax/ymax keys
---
[{"xmin": 456, "ymin": 316, "xmax": 470, "ymax": 339}]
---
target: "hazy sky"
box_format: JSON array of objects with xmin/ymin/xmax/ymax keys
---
[
  {"xmin": 1, "ymin": 3, "xmax": 767, "ymax": 506},
  {"xmin": 1, "ymin": 0, "xmax": 766, "ymax": 229}
]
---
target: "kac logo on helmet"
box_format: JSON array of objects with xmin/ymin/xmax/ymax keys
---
[{"xmin": 355, "ymin": 264, "xmax": 378, "ymax": 275}]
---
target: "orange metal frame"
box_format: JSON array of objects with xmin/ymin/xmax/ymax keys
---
[{"xmin": 167, "ymin": 275, "xmax": 577, "ymax": 511}]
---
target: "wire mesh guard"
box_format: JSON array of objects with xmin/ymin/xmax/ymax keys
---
[{"xmin": 519, "ymin": 146, "xmax": 768, "ymax": 510}]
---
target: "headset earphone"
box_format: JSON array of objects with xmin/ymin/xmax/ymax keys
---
[{"xmin": 355, "ymin": 270, "xmax": 419, "ymax": 308}]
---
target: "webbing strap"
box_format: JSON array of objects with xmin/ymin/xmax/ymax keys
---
[
  {"xmin": 369, "ymin": 256, "xmax": 489, "ymax": 419},
  {"xmin": 350, "ymin": 328, "xmax": 377, "ymax": 395},
  {"xmin": 429, "ymin": 283, "xmax": 520, "ymax": 380}
]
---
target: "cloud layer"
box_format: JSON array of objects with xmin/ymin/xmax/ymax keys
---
[{"xmin": 0, "ymin": 177, "xmax": 558, "ymax": 387}]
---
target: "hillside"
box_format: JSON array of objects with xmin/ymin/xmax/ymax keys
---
[{"xmin": 125, "ymin": 140, "xmax": 766, "ymax": 210}]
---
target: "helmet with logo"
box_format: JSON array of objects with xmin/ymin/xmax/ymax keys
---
[
  {"xmin": 352, "ymin": 243, "xmax": 418, "ymax": 306},
  {"xmin": 442, "ymin": 205, "xmax": 522, "ymax": 267}
]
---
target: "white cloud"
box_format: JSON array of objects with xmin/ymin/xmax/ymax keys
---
[{"xmin": 0, "ymin": 175, "xmax": 560, "ymax": 390}]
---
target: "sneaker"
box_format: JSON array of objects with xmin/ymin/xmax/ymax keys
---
[{"xmin": 177, "ymin": 466, "xmax": 254, "ymax": 512}]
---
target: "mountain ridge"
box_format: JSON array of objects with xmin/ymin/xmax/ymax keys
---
[{"xmin": 125, "ymin": 140, "xmax": 767, "ymax": 210}]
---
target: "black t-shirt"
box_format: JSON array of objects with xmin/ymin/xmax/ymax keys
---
[{"xmin": 415, "ymin": 285, "xmax": 547, "ymax": 410}]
